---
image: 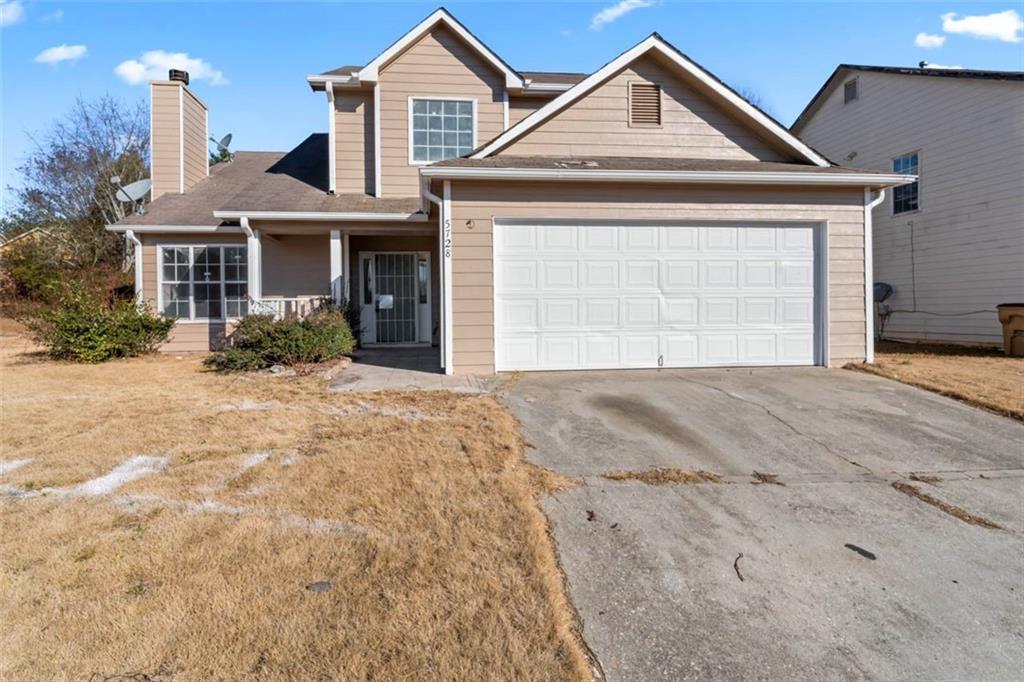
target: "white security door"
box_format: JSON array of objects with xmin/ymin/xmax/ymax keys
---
[{"xmin": 494, "ymin": 222, "xmax": 820, "ymax": 371}]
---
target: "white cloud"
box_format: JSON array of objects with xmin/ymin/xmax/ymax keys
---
[
  {"xmin": 590, "ymin": 0, "xmax": 655, "ymax": 30},
  {"xmin": 114, "ymin": 50, "xmax": 227, "ymax": 86},
  {"xmin": 34, "ymin": 44, "xmax": 87, "ymax": 65},
  {"xmin": 40, "ymin": 8, "xmax": 64, "ymax": 22},
  {"xmin": 921, "ymin": 62, "xmax": 964, "ymax": 70},
  {"xmin": 914, "ymin": 32, "xmax": 946, "ymax": 48},
  {"xmin": 0, "ymin": 1, "xmax": 25, "ymax": 27},
  {"xmin": 941, "ymin": 10, "xmax": 1023, "ymax": 43}
]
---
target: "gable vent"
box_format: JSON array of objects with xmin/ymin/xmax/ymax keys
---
[{"xmin": 629, "ymin": 82, "xmax": 661, "ymax": 126}]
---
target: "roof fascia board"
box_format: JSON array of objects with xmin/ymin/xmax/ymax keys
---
[
  {"xmin": 790, "ymin": 66, "xmax": 845, "ymax": 133},
  {"xmin": 212, "ymin": 210, "xmax": 428, "ymax": 222},
  {"xmin": 472, "ymin": 35, "xmax": 831, "ymax": 167},
  {"xmin": 105, "ymin": 224, "xmax": 241, "ymax": 233},
  {"xmin": 358, "ymin": 8, "xmax": 524, "ymax": 90},
  {"xmin": 420, "ymin": 166, "xmax": 914, "ymax": 187}
]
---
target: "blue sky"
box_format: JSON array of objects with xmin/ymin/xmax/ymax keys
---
[{"xmin": 2, "ymin": 1, "xmax": 1022, "ymax": 210}]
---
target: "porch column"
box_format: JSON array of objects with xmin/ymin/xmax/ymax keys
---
[
  {"xmin": 330, "ymin": 229, "xmax": 346, "ymax": 304},
  {"xmin": 242, "ymin": 217, "xmax": 262, "ymax": 302}
]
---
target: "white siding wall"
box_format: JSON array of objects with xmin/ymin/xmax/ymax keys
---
[{"xmin": 798, "ymin": 72, "xmax": 1024, "ymax": 344}]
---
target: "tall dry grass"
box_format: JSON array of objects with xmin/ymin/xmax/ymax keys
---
[{"xmin": 0, "ymin": 333, "xmax": 590, "ymax": 681}]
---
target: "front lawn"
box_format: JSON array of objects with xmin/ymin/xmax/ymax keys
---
[
  {"xmin": 852, "ymin": 341, "xmax": 1023, "ymax": 420},
  {"xmin": 0, "ymin": 332, "xmax": 590, "ymax": 680}
]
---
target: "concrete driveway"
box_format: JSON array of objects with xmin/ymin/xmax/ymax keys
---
[{"xmin": 502, "ymin": 367, "xmax": 1024, "ymax": 681}]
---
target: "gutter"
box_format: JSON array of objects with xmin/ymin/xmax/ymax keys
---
[
  {"xmin": 125, "ymin": 229, "xmax": 143, "ymax": 303},
  {"xmin": 212, "ymin": 210, "xmax": 428, "ymax": 222},
  {"xmin": 419, "ymin": 166, "xmax": 916, "ymax": 187},
  {"xmin": 105, "ymin": 224, "xmax": 242, "ymax": 233}
]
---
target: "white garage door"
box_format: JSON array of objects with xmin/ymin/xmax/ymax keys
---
[{"xmin": 494, "ymin": 222, "xmax": 820, "ymax": 371}]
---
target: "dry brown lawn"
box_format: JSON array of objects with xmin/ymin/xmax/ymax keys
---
[
  {"xmin": 0, "ymin": 332, "xmax": 591, "ymax": 681},
  {"xmin": 851, "ymin": 341, "xmax": 1023, "ymax": 421}
]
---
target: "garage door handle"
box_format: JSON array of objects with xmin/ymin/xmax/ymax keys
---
[{"xmin": 658, "ymin": 354, "xmax": 664, "ymax": 367}]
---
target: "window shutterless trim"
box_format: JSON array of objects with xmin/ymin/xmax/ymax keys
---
[
  {"xmin": 891, "ymin": 150, "xmax": 921, "ymax": 216},
  {"xmin": 157, "ymin": 244, "xmax": 248, "ymax": 322},
  {"xmin": 407, "ymin": 96, "xmax": 478, "ymax": 166}
]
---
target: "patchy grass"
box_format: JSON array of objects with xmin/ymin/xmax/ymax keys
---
[
  {"xmin": 603, "ymin": 467, "xmax": 721, "ymax": 485},
  {"xmin": 851, "ymin": 341, "xmax": 1024, "ymax": 421},
  {"xmin": 0, "ymin": 333, "xmax": 590, "ymax": 681},
  {"xmin": 892, "ymin": 481, "xmax": 1003, "ymax": 530}
]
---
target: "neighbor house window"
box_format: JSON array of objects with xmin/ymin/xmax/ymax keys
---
[
  {"xmin": 629, "ymin": 82, "xmax": 662, "ymax": 126},
  {"xmin": 892, "ymin": 152, "xmax": 920, "ymax": 214},
  {"xmin": 159, "ymin": 245, "xmax": 247, "ymax": 320},
  {"xmin": 410, "ymin": 98, "xmax": 475, "ymax": 163},
  {"xmin": 844, "ymin": 79, "xmax": 858, "ymax": 104}
]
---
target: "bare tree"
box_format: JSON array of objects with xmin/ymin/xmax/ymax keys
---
[
  {"xmin": 735, "ymin": 86, "xmax": 775, "ymax": 118},
  {"xmin": 6, "ymin": 95, "xmax": 149, "ymax": 267}
]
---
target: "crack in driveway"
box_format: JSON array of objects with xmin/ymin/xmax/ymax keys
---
[{"xmin": 677, "ymin": 375, "xmax": 873, "ymax": 472}]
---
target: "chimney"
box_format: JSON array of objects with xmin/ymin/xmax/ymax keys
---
[{"xmin": 150, "ymin": 70, "xmax": 209, "ymax": 200}]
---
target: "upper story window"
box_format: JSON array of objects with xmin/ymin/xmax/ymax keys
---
[
  {"xmin": 892, "ymin": 152, "xmax": 920, "ymax": 214},
  {"xmin": 844, "ymin": 79, "xmax": 858, "ymax": 104},
  {"xmin": 629, "ymin": 82, "xmax": 662, "ymax": 126},
  {"xmin": 409, "ymin": 98, "xmax": 476, "ymax": 164}
]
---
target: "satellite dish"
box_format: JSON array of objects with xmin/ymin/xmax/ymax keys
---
[
  {"xmin": 115, "ymin": 178, "xmax": 152, "ymax": 203},
  {"xmin": 209, "ymin": 133, "xmax": 233, "ymax": 159}
]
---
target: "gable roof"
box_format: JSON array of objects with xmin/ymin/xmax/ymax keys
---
[
  {"xmin": 471, "ymin": 33, "xmax": 831, "ymax": 167},
  {"xmin": 333, "ymin": 7, "xmax": 524, "ymax": 91},
  {"xmin": 791, "ymin": 64, "xmax": 1024, "ymax": 133}
]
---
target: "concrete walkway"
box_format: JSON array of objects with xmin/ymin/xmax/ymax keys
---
[{"xmin": 328, "ymin": 347, "xmax": 493, "ymax": 392}]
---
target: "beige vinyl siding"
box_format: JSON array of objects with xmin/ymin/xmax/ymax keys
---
[
  {"xmin": 334, "ymin": 89, "xmax": 375, "ymax": 194},
  {"xmin": 508, "ymin": 96, "xmax": 547, "ymax": 126},
  {"xmin": 261, "ymin": 235, "xmax": 330, "ymax": 298},
  {"xmin": 150, "ymin": 82, "xmax": 208, "ymax": 200},
  {"xmin": 181, "ymin": 88, "xmax": 208, "ymax": 190},
  {"xmin": 447, "ymin": 181, "xmax": 866, "ymax": 374},
  {"xmin": 378, "ymin": 25, "xmax": 506, "ymax": 196},
  {"xmin": 150, "ymin": 83, "xmax": 182, "ymax": 200},
  {"xmin": 797, "ymin": 73, "xmax": 1024, "ymax": 343},
  {"xmin": 499, "ymin": 55, "xmax": 790, "ymax": 161}
]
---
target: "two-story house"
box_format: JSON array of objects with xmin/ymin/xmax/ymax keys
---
[
  {"xmin": 109, "ymin": 8, "xmax": 910, "ymax": 375},
  {"xmin": 792, "ymin": 64, "xmax": 1024, "ymax": 346}
]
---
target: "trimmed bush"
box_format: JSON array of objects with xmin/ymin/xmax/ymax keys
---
[
  {"xmin": 204, "ymin": 307, "xmax": 355, "ymax": 372},
  {"xmin": 28, "ymin": 293, "xmax": 174, "ymax": 363}
]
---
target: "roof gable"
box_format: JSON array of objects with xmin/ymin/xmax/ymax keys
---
[
  {"xmin": 358, "ymin": 8, "xmax": 523, "ymax": 90},
  {"xmin": 473, "ymin": 34, "xmax": 830, "ymax": 167}
]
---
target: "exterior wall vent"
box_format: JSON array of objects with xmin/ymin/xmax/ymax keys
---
[
  {"xmin": 629, "ymin": 82, "xmax": 661, "ymax": 127},
  {"xmin": 844, "ymin": 78, "xmax": 858, "ymax": 104}
]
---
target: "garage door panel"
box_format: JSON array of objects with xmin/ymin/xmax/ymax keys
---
[{"xmin": 494, "ymin": 222, "xmax": 819, "ymax": 371}]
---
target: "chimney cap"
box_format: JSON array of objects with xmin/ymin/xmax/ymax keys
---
[{"xmin": 168, "ymin": 69, "xmax": 189, "ymax": 85}]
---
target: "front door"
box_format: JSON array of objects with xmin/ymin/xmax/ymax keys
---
[{"xmin": 359, "ymin": 252, "xmax": 431, "ymax": 345}]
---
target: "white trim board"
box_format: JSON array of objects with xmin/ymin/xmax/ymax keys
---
[
  {"xmin": 471, "ymin": 33, "xmax": 831, "ymax": 166},
  {"xmin": 327, "ymin": 87, "xmax": 337, "ymax": 193},
  {"xmin": 420, "ymin": 166, "xmax": 914, "ymax": 187},
  {"xmin": 212, "ymin": 210, "xmax": 428, "ymax": 222}
]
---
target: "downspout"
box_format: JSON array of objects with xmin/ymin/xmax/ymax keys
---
[
  {"xmin": 240, "ymin": 217, "xmax": 262, "ymax": 303},
  {"xmin": 125, "ymin": 229, "xmax": 143, "ymax": 304},
  {"xmin": 864, "ymin": 189, "xmax": 886, "ymax": 363},
  {"xmin": 421, "ymin": 181, "xmax": 446, "ymax": 372}
]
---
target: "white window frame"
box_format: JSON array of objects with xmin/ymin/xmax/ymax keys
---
[
  {"xmin": 157, "ymin": 244, "xmax": 248, "ymax": 323},
  {"xmin": 407, "ymin": 96, "xmax": 478, "ymax": 166},
  {"xmin": 891, "ymin": 150, "xmax": 921, "ymax": 216}
]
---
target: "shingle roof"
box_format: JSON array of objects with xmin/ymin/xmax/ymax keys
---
[
  {"xmin": 430, "ymin": 155, "xmax": 889, "ymax": 174},
  {"xmin": 115, "ymin": 135, "xmax": 420, "ymax": 227}
]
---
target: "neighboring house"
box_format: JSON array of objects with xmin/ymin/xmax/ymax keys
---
[
  {"xmin": 792, "ymin": 65, "xmax": 1024, "ymax": 346},
  {"xmin": 107, "ymin": 8, "xmax": 909, "ymax": 374},
  {"xmin": 0, "ymin": 227, "xmax": 52, "ymax": 255}
]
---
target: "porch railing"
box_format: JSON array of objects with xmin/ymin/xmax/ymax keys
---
[{"xmin": 250, "ymin": 296, "xmax": 326, "ymax": 321}]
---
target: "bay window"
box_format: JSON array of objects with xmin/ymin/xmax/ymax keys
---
[{"xmin": 159, "ymin": 245, "xmax": 248, "ymax": 320}]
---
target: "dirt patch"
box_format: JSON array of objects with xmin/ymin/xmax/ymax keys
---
[
  {"xmin": 850, "ymin": 342, "xmax": 1023, "ymax": 421},
  {"xmin": 891, "ymin": 481, "xmax": 1003, "ymax": 530},
  {"xmin": 603, "ymin": 467, "xmax": 722, "ymax": 485},
  {"xmin": 0, "ymin": 337, "xmax": 591, "ymax": 681}
]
